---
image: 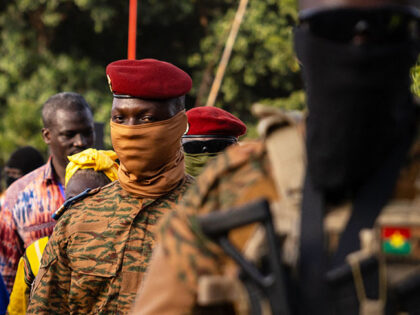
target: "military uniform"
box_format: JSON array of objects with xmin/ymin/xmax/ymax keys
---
[
  {"xmin": 132, "ymin": 108, "xmax": 420, "ymax": 314},
  {"xmin": 183, "ymin": 106, "xmax": 247, "ymax": 177},
  {"xmin": 27, "ymin": 177, "xmax": 193, "ymax": 314}
]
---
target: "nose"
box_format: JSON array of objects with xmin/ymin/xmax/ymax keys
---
[{"xmin": 127, "ymin": 117, "xmax": 137, "ymax": 126}]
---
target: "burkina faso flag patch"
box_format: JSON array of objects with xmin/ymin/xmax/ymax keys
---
[{"xmin": 382, "ymin": 227, "xmax": 411, "ymax": 255}]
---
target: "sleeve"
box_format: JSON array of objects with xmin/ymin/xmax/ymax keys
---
[
  {"xmin": 26, "ymin": 230, "xmax": 71, "ymax": 314},
  {"xmin": 131, "ymin": 208, "xmax": 222, "ymax": 315},
  {"xmin": 0, "ymin": 203, "xmax": 24, "ymax": 293},
  {"xmin": 132, "ymin": 146, "xmax": 273, "ymax": 315},
  {"xmin": 7, "ymin": 258, "xmax": 28, "ymax": 315}
]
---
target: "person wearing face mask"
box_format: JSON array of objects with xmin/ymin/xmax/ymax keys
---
[
  {"xmin": 26, "ymin": 59, "xmax": 195, "ymax": 315},
  {"xmin": 182, "ymin": 106, "xmax": 246, "ymax": 177},
  {"xmin": 131, "ymin": 1, "xmax": 420, "ymax": 315},
  {"xmin": 3, "ymin": 146, "xmax": 44, "ymax": 189}
]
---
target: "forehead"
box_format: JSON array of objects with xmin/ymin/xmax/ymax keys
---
[
  {"xmin": 299, "ymin": 0, "xmax": 420, "ymax": 10},
  {"xmin": 53, "ymin": 108, "xmax": 93, "ymax": 130},
  {"xmin": 111, "ymin": 97, "xmax": 172, "ymax": 112}
]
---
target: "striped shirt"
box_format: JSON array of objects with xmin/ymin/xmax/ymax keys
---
[{"xmin": 0, "ymin": 158, "xmax": 65, "ymax": 292}]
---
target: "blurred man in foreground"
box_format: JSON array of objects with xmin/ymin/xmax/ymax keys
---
[
  {"xmin": 132, "ymin": 1, "xmax": 420, "ymax": 314},
  {"xmin": 27, "ymin": 59, "xmax": 194, "ymax": 314},
  {"xmin": 0, "ymin": 92, "xmax": 94, "ymax": 292},
  {"xmin": 182, "ymin": 106, "xmax": 246, "ymax": 177}
]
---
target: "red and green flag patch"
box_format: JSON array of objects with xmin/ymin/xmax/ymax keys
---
[{"xmin": 382, "ymin": 227, "xmax": 411, "ymax": 255}]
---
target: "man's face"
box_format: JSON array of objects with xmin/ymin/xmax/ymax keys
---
[
  {"xmin": 111, "ymin": 97, "xmax": 181, "ymax": 126},
  {"xmin": 42, "ymin": 108, "xmax": 95, "ymax": 168},
  {"xmin": 4, "ymin": 167, "xmax": 23, "ymax": 180}
]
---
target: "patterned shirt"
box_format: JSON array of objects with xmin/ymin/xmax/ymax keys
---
[
  {"xmin": 27, "ymin": 176, "xmax": 194, "ymax": 315},
  {"xmin": 0, "ymin": 158, "xmax": 65, "ymax": 292}
]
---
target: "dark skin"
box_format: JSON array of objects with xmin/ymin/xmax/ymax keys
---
[
  {"xmin": 65, "ymin": 171, "xmax": 110, "ymax": 200},
  {"xmin": 111, "ymin": 97, "xmax": 182, "ymax": 126},
  {"xmin": 42, "ymin": 108, "xmax": 95, "ymax": 185},
  {"xmin": 3, "ymin": 167, "xmax": 23, "ymax": 180}
]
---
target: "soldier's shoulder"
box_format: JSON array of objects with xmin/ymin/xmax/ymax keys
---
[
  {"xmin": 201, "ymin": 140, "xmax": 265, "ymax": 180},
  {"xmin": 211, "ymin": 139, "xmax": 264, "ymax": 170},
  {"xmin": 54, "ymin": 181, "xmax": 122, "ymax": 221},
  {"xmin": 189, "ymin": 141, "xmax": 267, "ymax": 202}
]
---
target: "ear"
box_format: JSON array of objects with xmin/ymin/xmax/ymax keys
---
[{"xmin": 42, "ymin": 128, "xmax": 51, "ymax": 145}]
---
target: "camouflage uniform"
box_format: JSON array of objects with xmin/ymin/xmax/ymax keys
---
[
  {"xmin": 132, "ymin": 121, "xmax": 420, "ymax": 314},
  {"xmin": 27, "ymin": 176, "xmax": 193, "ymax": 315}
]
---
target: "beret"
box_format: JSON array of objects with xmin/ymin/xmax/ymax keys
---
[
  {"xmin": 185, "ymin": 107, "xmax": 246, "ymax": 138},
  {"xmin": 106, "ymin": 59, "xmax": 192, "ymax": 99}
]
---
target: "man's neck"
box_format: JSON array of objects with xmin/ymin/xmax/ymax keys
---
[{"xmin": 51, "ymin": 157, "xmax": 65, "ymax": 185}]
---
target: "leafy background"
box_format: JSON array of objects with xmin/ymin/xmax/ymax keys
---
[
  {"xmin": 2, "ymin": 0, "xmax": 419, "ymax": 166},
  {"xmin": 0, "ymin": 0, "xmax": 304, "ymax": 163}
]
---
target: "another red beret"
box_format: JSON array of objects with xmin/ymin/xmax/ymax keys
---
[
  {"xmin": 106, "ymin": 59, "xmax": 192, "ymax": 99},
  {"xmin": 185, "ymin": 107, "xmax": 246, "ymax": 138}
]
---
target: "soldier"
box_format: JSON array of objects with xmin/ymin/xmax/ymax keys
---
[
  {"xmin": 26, "ymin": 59, "xmax": 195, "ymax": 314},
  {"xmin": 183, "ymin": 106, "xmax": 246, "ymax": 176},
  {"xmin": 132, "ymin": 1, "xmax": 420, "ymax": 314}
]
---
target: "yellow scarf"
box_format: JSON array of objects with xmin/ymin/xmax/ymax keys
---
[{"xmin": 65, "ymin": 149, "xmax": 119, "ymax": 187}]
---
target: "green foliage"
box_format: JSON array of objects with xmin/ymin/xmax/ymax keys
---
[
  {"xmin": 0, "ymin": 0, "xmax": 124, "ymax": 162},
  {"xmin": 411, "ymin": 63, "xmax": 420, "ymax": 97},
  {"xmin": 189, "ymin": 0, "xmax": 302, "ymax": 122},
  {"xmin": 0, "ymin": 0, "xmax": 301, "ymax": 163}
]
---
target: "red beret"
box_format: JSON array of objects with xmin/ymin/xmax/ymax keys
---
[
  {"xmin": 106, "ymin": 59, "xmax": 192, "ymax": 99},
  {"xmin": 185, "ymin": 107, "xmax": 246, "ymax": 138}
]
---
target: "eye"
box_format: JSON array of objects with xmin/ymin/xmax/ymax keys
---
[
  {"xmin": 112, "ymin": 115, "xmax": 124, "ymax": 123},
  {"xmin": 135, "ymin": 115, "xmax": 155, "ymax": 124},
  {"xmin": 141, "ymin": 116, "xmax": 153, "ymax": 123},
  {"xmin": 62, "ymin": 132, "xmax": 75, "ymax": 139}
]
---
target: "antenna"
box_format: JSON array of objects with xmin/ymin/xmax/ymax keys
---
[{"xmin": 128, "ymin": 0, "xmax": 138, "ymax": 59}]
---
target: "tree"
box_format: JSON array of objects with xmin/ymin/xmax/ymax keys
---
[
  {"xmin": 188, "ymin": 0, "xmax": 303, "ymax": 121},
  {"xmin": 0, "ymin": 0, "xmax": 301, "ymax": 163}
]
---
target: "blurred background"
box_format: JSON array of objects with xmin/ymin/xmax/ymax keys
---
[
  {"xmin": 0, "ymin": 0, "xmax": 303, "ymax": 162},
  {"xmin": 1, "ymin": 0, "xmax": 420, "ymax": 165}
]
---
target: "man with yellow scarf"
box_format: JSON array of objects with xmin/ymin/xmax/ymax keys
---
[
  {"xmin": 7, "ymin": 148, "xmax": 119, "ymax": 315},
  {"xmin": 27, "ymin": 59, "xmax": 195, "ymax": 315}
]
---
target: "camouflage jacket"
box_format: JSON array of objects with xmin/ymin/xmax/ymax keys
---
[
  {"xmin": 27, "ymin": 176, "xmax": 194, "ymax": 315},
  {"xmin": 132, "ymin": 132, "xmax": 420, "ymax": 315}
]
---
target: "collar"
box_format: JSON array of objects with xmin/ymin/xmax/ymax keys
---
[{"xmin": 43, "ymin": 157, "xmax": 57, "ymax": 185}]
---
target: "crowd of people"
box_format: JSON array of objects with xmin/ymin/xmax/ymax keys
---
[{"xmin": 0, "ymin": 0, "xmax": 420, "ymax": 314}]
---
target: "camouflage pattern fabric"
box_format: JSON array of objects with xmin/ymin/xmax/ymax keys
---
[
  {"xmin": 132, "ymin": 135, "xmax": 420, "ymax": 315},
  {"xmin": 27, "ymin": 176, "xmax": 193, "ymax": 315},
  {"xmin": 131, "ymin": 141, "xmax": 279, "ymax": 314}
]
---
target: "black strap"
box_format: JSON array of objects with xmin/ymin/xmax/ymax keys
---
[
  {"xmin": 298, "ymin": 173, "xmax": 328, "ymax": 315},
  {"xmin": 332, "ymin": 127, "xmax": 415, "ymax": 267},
  {"xmin": 299, "ymin": 125, "xmax": 416, "ymax": 314}
]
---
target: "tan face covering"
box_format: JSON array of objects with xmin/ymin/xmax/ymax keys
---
[{"xmin": 110, "ymin": 110, "xmax": 187, "ymax": 197}]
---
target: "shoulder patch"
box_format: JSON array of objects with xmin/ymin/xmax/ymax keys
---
[
  {"xmin": 52, "ymin": 187, "xmax": 100, "ymax": 220},
  {"xmin": 195, "ymin": 141, "xmax": 265, "ymax": 201}
]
